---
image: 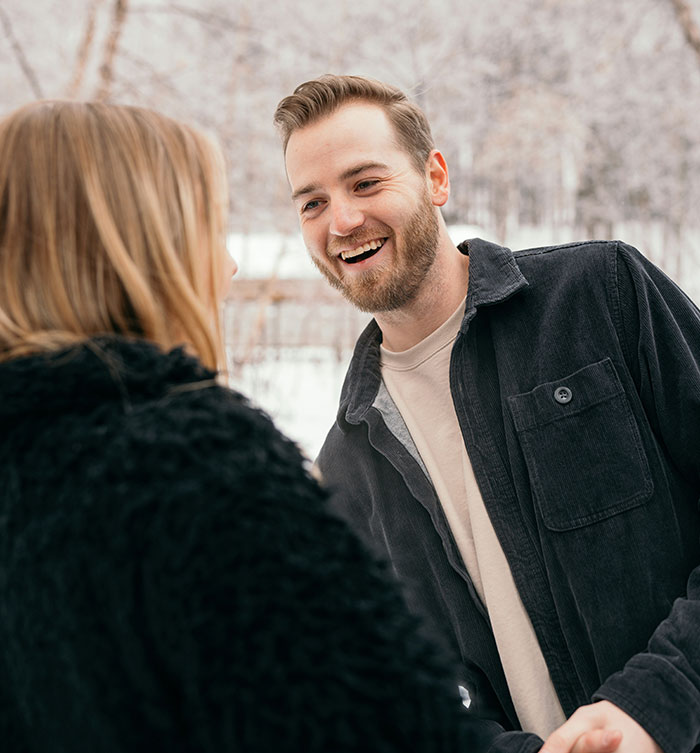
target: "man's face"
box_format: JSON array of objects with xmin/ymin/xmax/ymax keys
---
[{"xmin": 285, "ymin": 102, "xmax": 440, "ymax": 313}]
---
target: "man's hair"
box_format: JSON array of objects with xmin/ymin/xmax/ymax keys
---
[
  {"xmin": 274, "ymin": 74, "xmax": 435, "ymax": 173},
  {"xmin": 0, "ymin": 100, "xmax": 229, "ymax": 370}
]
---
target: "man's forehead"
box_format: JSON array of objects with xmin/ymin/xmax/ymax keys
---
[
  {"xmin": 287, "ymin": 103, "xmax": 399, "ymax": 156},
  {"xmin": 285, "ymin": 104, "xmax": 406, "ymax": 189}
]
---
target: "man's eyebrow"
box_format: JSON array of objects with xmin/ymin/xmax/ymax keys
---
[
  {"xmin": 291, "ymin": 161, "xmax": 391, "ymax": 202},
  {"xmin": 291, "ymin": 182, "xmax": 319, "ymax": 202},
  {"xmin": 340, "ymin": 161, "xmax": 391, "ymax": 180}
]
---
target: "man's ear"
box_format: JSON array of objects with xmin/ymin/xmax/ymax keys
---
[{"xmin": 426, "ymin": 149, "xmax": 450, "ymax": 207}]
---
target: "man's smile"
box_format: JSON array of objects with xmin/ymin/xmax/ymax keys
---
[{"xmin": 339, "ymin": 237, "xmax": 387, "ymax": 264}]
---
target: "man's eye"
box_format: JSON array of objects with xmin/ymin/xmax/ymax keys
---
[
  {"xmin": 301, "ymin": 199, "xmax": 321, "ymax": 213},
  {"xmin": 356, "ymin": 179, "xmax": 380, "ymax": 191}
]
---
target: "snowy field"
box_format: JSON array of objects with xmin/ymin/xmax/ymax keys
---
[
  {"xmin": 226, "ymin": 225, "xmax": 700, "ymax": 460},
  {"xmin": 229, "ymin": 346, "xmax": 353, "ymax": 461}
]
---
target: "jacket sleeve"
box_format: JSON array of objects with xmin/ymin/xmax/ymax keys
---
[{"xmin": 592, "ymin": 241, "xmax": 700, "ymax": 752}]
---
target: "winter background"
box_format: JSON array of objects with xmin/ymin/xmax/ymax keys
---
[{"xmin": 3, "ymin": 0, "xmax": 700, "ymax": 458}]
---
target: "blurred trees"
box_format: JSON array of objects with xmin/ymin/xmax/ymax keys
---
[
  {"xmin": 2, "ymin": 0, "xmax": 700, "ymax": 288},
  {"xmin": 670, "ymin": 0, "xmax": 700, "ymax": 65}
]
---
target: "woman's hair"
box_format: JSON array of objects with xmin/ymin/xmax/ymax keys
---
[
  {"xmin": 0, "ymin": 100, "xmax": 229, "ymax": 370},
  {"xmin": 273, "ymin": 74, "xmax": 435, "ymax": 173}
]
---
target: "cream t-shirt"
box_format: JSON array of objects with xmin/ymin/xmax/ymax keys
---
[{"xmin": 380, "ymin": 298, "xmax": 566, "ymax": 738}]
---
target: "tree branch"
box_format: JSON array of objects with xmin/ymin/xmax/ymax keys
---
[
  {"xmin": 66, "ymin": 0, "xmax": 105, "ymax": 99},
  {"xmin": 132, "ymin": 3, "xmax": 252, "ymax": 33},
  {"xmin": 94, "ymin": 0, "xmax": 129, "ymax": 102},
  {"xmin": 668, "ymin": 0, "xmax": 700, "ymax": 68},
  {"xmin": 0, "ymin": 5, "xmax": 43, "ymax": 99}
]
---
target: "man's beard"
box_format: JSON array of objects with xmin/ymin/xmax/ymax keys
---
[{"xmin": 312, "ymin": 192, "xmax": 440, "ymax": 314}]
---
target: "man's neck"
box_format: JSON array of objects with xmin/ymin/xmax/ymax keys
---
[{"xmin": 377, "ymin": 241, "xmax": 469, "ymax": 353}]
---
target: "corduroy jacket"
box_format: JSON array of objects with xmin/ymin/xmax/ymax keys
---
[{"xmin": 318, "ymin": 238, "xmax": 700, "ymax": 753}]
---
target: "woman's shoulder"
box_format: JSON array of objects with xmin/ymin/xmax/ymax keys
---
[{"xmin": 1, "ymin": 335, "xmax": 321, "ymax": 532}]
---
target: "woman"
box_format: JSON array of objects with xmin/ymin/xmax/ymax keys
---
[{"xmin": 0, "ymin": 101, "xmax": 505, "ymax": 752}]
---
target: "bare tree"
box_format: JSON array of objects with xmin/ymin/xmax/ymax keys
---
[
  {"xmin": 0, "ymin": 5, "xmax": 43, "ymax": 99},
  {"xmin": 95, "ymin": 0, "xmax": 129, "ymax": 101},
  {"xmin": 669, "ymin": 0, "xmax": 700, "ymax": 67},
  {"xmin": 66, "ymin": 0, "xmax": 105, "ymax": 99}
]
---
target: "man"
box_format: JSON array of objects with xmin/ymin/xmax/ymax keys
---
[{"xmin": 274, "ymin": 75, "xmax": 700, "ymax": 753}]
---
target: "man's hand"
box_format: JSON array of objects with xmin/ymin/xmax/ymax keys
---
[{"xmin": 540, "ymin": 700, "xmax": 662, "ymax": 753}]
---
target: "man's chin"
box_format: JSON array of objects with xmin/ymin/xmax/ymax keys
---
[
  {"xmin": 340, "ymin": 281, "xmax": 416, "ymax": 313},
  {"xmin": 314, "ymin": 259, "xmax": 416, "ymax": 313}
]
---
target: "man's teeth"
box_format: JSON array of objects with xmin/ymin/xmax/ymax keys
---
[{"xmin": 340, "ymin": 238, "xmax": 385, "ymax": 261}]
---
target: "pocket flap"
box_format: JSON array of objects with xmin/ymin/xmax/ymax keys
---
[
  {"xmin": 507, "ymin": 359, "xmax": 653, "ymax": 531},
  {"xmin": 508, "ymin": 358, "xmax": 623, "ymax": 433}
]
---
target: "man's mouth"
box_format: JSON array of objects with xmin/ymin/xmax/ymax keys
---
[{"xmin": 339, "ymin": 237, "xmax": 387, "ymax": 264}]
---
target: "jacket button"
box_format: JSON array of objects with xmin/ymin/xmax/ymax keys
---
[{"xmin": 554, "ymin": 386, "xmax": 573, "ymax": 404}]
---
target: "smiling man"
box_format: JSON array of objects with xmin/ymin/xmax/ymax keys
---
[
  {"xmin": 274, "ymin": 75, "xmax": 700, "ymax": 753},
  {"xmin": 286, "ymin": 102, "xmax": 444, "ymax": 323}
]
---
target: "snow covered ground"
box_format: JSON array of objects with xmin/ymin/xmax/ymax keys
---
[{"xmin": 229, "ymin": 346, "xmax": 352, "ymax": 461}]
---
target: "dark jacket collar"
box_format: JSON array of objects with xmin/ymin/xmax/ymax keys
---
[
  {"xmin": 460, "ymin": 237, "xmax": 528, "ymax": 314},
  {"xmin": 342, "ymin": 238, "xmax": 528, "ymax": 424},
  {"xmin": 0, "ymin": 336, "xmax": 215, "ymax": 425}
]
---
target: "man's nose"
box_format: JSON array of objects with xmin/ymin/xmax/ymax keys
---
[{"xmin": 329, "ymin": 198, "xmax": 364, "ymax": 236}]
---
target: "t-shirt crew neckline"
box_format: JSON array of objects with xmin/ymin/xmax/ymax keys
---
[{"xmin": 380, "ymin": 297, "xmax": 467, "ymax": 371}]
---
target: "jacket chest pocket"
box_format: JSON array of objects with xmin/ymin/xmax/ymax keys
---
[{"xmin": 507, "ymin": 358, "xmax": 653, "ymax": 531}]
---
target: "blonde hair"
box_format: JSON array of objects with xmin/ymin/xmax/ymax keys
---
[
  {"xmin": 274, "ymin": 74, "xmax": 435, "ymax": 173},
  {"xmin": 0, "ymin": 100, "xmax": 229, "ymax": 370}
]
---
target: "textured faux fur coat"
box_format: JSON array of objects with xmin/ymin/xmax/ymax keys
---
[{"xmin": 0, "ymin": 337, "xmax": 500, "ymax": 753}]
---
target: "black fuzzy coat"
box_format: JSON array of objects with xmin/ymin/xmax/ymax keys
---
[{"xmin": 0, "ymin": 337, "xmax": 501, "ymax": 752}]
